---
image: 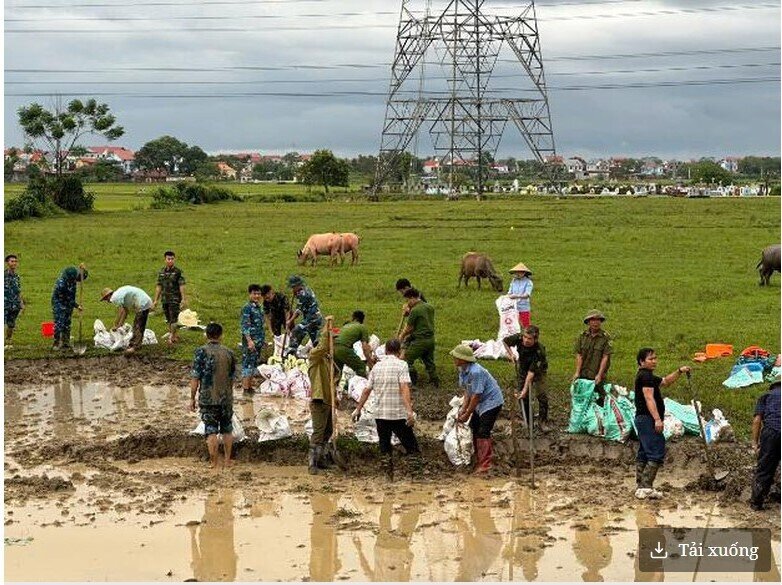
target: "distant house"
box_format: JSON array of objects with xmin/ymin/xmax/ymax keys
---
[
  {"xmin": 586, "ymin": 159, "xmax": 610, "ymax": 179},
  {"xmin": 491, "ymin": 163, "xmax": 510, "ymax": 174},
  {"xmin": 422, "ymin": 159, "xmax": 440, "ymax": 174},
  {"xmin": 640, "ymin": 158, "xmax": 664, "ymax": 177},
  {"xmin": 719, "ymin": 157, "xmax": 741, "ymax": 173},
  {"xmin": 87, "ymin": 146, "xmax": 136, "ymax": 174},
  {"xmin": 565, "ymin": 157, "xmax": 587, "ymax": 179},
  {"xmin": 216, "ymin": 162, "xmax": 237, "ymax": 180},
  {"xmin": 239, "ymin": 165, "xmax": 254, "ymax": 183}
]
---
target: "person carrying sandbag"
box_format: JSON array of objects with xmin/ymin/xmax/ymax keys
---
[{"xmin": 451, "ymin": 344, "xmax": 504, "ymax": 474}]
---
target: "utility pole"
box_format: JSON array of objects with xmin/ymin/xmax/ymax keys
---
[{"xmin": 372, "ymin": 0, "xmax": 556, "ymax": 196}]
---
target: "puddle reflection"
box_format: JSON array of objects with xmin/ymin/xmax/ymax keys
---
[
  {"xmin": 310, "ymin": 492, "xmax": 341, "ymax": 582},
  {"xmin": 190, "ymin": 490, "xmax": 238, "ymax": 582}
]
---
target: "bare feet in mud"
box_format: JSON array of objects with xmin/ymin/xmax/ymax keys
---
[{"xmin": 224, "ymin": 459, "xmax": 235, "ymax": 469}]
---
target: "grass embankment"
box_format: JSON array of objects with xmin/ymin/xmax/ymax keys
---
[{"xmin": 4, "ymin": 195, "xmax": 780, "ymax": 436}]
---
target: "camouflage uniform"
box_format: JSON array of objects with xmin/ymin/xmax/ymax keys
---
[
  {"xmin": 51, "ymin": 267, "xmax": 87, "ymax": 348},
  {"xmin": 191, "ymin": 340, "xmax": 237, "ymax": 435},
  {"xmin": 157, "ymin": 265, "xmax": 185, "ymax": 324},
  {"xmin": 4, "ymin": 269, "xmax": 22, "ymax": 330},
  {"xmin": 240, "ymin": 301, "xmax": 265, "ymax": 378},
  {"xmin": 289, "ymin": 286, "xmax": 323, "ymax": 354}
]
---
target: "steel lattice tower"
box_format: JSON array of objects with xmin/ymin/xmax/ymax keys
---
[{"xmin": 373, "ymin": 0, "xmax": 556, "ymax": 195}]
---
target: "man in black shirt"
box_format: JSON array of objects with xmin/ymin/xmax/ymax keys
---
[
  {"xmin": 634, "ymin": 347, "xmax": 691, "ymax": 500},
  {"xmin": 260, "ymin": 284, "xmax": 290, "ymax": 337},
  {"xmin": 503, "ymin": 325, "xmax": 549, "ymax": 429}
]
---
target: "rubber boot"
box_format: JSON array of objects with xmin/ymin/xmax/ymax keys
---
[
  {"xmin": 642, "ymin": 461, "xmax": 663, "ymax": 499},
  {"xmin": 474, "ymin": 439, "xmax": 493, "ymax": 474},
  {"xmin": 51, "ymin": 332, "xmax": 61, "ymax": 351},
  {"xmin": 308, "ymin": 447, "xmax": 319, "ymax": 475},
  {"xmin": 317, "ymin": 445, "xmax": 333, "ymax": 469},
  {"xmin": 636, "ymin": 461, "xmax": 647, "ymax": 488}
]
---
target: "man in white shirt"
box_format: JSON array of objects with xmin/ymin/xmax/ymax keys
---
[
  {"xmin": 101, "ymin": 285, "xmax": 153, "ymax": 354},
  {"xmin": 352, "ymin": 338, "xmax": 419, "ymax": 477}
]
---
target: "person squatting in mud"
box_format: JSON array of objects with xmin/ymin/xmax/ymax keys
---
[
  {"xmin": 240, "ymin": 284, "xmax": 265, "ymax": 394},
  {"xmin": 750, "ymin": 380, "xmax": 780, "ymax": 511},
  {"xmin": 399, "ymin": 288, "xmax": 440, "ymax": 388},
  {"xmin": 351, "ymin": 338, "xmax": 421, "ymax": 478},
  {"xmin": 190, "ymin": 322, "xmax": 238, "ymax": 469},
  {"xmin": 333, "ymin": 310, "xmax": 375, "ymax": 378},
  {"xmin": 4, "ymin": 254, "xmax": 24, "ymax": 349},
  {"xmin": 260, "ymin": 284, "xmax": 290, "ymax": 337},
  {"xmin": 307, "ymin": 321, "xmax": 341, "ymax": 474},
  {"xmin": 503, "ymin": 325, "xmax": 550, "ymax": 432},
  {"xmin": 286, "ymin": 275, "xmax": 324, "ymax": 358},
  {"xmin": 451, "ymin": 343, "xmax": 505, "ymax": 474},
  {"xmin": 633, "ymin": 347, "xmax": 691, "ymax": 500},
  {"xmin": 51, "ymin": 264, "xmax": 88, "ymax": 351}
]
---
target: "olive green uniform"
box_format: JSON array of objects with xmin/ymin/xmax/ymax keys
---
[
  {"xmin": 308, "ymin": 337, "xmax": 340, "ymax": 447},
  {"xmin": 403, "ymin": 301, "xmax": 439, "ymax": 386},
  {"xmin": 333, "ymin": 322, "xmax": 369, "ymax": 377},
  {"xmin": 574, "ymin": 329, "xmax": 613, "ymax": 380}
]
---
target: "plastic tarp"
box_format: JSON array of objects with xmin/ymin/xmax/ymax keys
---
[
  {"xmin": 255, "ymin": 408, "xmax": 293, "ymax": 442},
  {"xmin": 663, "ymin": 397, "xmax": 700, "ymax": 436},
  {"xmin": 723, "ymin": 365, "xmax": 764, "ymax": 388},
  {"xmin": 93, "ymin": 319, "xmax": 157, "ymax": 351},
  {"xmin": 190, "ymin": 412, "xmax": 246, "ymax": 442}
]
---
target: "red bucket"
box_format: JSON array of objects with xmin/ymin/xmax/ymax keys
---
[{"xmin": 41, "ymin": 321, "xmax": 55, "ymax": 337}]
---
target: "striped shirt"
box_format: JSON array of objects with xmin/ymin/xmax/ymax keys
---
[{"xmin": 367, "ymin": 356, "xmax": 412, "ymax": 420}]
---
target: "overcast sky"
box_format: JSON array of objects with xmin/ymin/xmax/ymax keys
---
[{"xmin": 3, "ymin": 0, "xmax": 780, "ymax": 159}]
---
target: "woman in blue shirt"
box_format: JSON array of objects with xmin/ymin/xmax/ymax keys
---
[
  {"xmin": 451, "ymin": 344, "xmax": 504, "ymax": 473},
  {"xmin": 508, "ymin": 262, "xmax": 533, "ymax": 328}
]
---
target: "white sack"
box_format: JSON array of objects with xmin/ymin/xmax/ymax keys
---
[
  {"xmin": 255, "ymin": 408, "xmax": 293, "ymax": 442},
  {"xmin": 444, "ymin": 422, "xmax": 474, "ymax": 466},
  {"xmin": 189, "ymin": 412, "xmax": 246, "ymax": 442}
]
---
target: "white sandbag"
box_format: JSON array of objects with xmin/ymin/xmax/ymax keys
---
[
  {"xmin": 496, "ymin": 295, "xmax": 520, "ymax": 340},
  {"xmin": 272, "ymin": 334, "xmax": 289, "ymax": 358},
  {"xmin": 92, "ymin": 318, "xmax": 157, "ymax": 351},
  {"xmin": 189, "ymin": 412, "xmax": 245, "ymax": 441},
  {"xmin": 296, "ymin": 340, "xmax": 313, "ymax": 359},
  {"xmin": 304, "ymin": 418, "xmax": 313, "ymax": 438},
  {"xmin": 256, "ymin": 408, "xmax": 293, "ymax": 442},
  {"xmin": 374, "ymin": 345, "xmax": 387, "ymax": 360},
  {"xmin": 338, "ymin": 365, "xmax": 356, "ymax": 397},
  {"xmin": 438, "ymin": 395, "xmax": 464, "ymax": 440},
  {"xmin": 347, "ymin": 375, "xmax": 369, "ymax": 402},
  {"xmin": 353, "ymin": 395, "xmax": 399, "ymax": 445},
  {"xmin": 703, "ymin": 408, "xmax": 734, "ymax": 444},
  {"xmin": 353, "ymin": 334, "xmax": 381, "ymax": 360},
  {"xmin": 285, "ymin": 369, "xmax": 311, "ymax": 399},
  {"xmin": 663, "ymin": 412, "xmax": 684, "ymax": 440},
  {"xmin": 444, "ymin": 422, "xmax": 473, "ymax": 466},
  {"xmin": 177, "ymin": 309, "xmax": 204, "ymax": 329}
]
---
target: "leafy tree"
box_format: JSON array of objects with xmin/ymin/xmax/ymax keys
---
[
  {"xmin": 4, "ymin": 148, "xmax": 19, "ymax": 182},
  {"xmin": 193, "ymin": 161, "xmax": 218, "ymax": 182},
  {"xmin": 299, "ymin": 149, "xmax": 350, "ymax": 193},
  {"xmin": 689, "ymin": 160, "xmax": 732, "ymax": 184},
  {"xmin": 738, "ymin": 156, "xmax": 781, "ymax": 179},
  {"xmin": 135, "ymin": 136, "xmax": 206, "ymax": 176},
  {"xmin": 17, "ymin": 99, "xmax": 124, "ymax": 178},
  {"xmin": 78, "ymin": 159, "xmax": 125, "ymax": 183}
]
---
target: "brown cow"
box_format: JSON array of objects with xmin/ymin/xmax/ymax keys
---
[
  {"xmin": 339, "ymin": 232, "xmax": 361, "ymax": 266},
  {"xmin": 458, "ymin": 252, "xmax": 504, "ymax": 292},
  {"xmin": 297, "ymin": 233, "xmax": 342, "ymax": 266}
]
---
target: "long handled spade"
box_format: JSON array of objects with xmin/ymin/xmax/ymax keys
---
[
  {"xmin": 327, "ymin": 318, "xmax": 348, "ymax": 470},
  {"xmin": 279, "ymin": 289, "xmax": 294, "ymax": 358},
  {"xmin": 687, "ymin": 372, "xmax": 729, "ymax": 483},
  {"xmin": 73, "ymin": 267, "xmax": 87, "ymax": 355},
  {"xmin": 503, "ymin": 342, "xmax": 522, "ymax": 479},
  {"xmin": 395, "ymin": 311, "xmax": 406, "ymax": 338}
]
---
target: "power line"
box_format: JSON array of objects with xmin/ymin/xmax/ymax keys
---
[
  {"xmin": 6, "ymin": 46, "xmax": 779, "ymax": 74},
  {"xmin": 5, "ymin": 3, "xmax": 779, "ymax": 30},
  {"xmin": 4, "ymin": 0, "xmax": 648, "ymax": 11},
  {"xmin": 5, "ymin": 76, "xmax": 779, "ymax": 98},
  {"xmin": 5, "ymin": 62, "xmax": 778, "ymax": 84}
]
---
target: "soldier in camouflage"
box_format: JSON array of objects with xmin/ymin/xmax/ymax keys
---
[
  {"xmin": 4, "ymin": 254, "xmax": 24, "ymax": 348},
  {"xmin": 51, "ymin": 264, "xmax": 88, "ymax": 350},
  {"xmin": 240, "ymin": 284, "xmax": 265, "ymax": 393},
  {"xmin": 152, "ymin": 250, "xmax": 187, "ymax": 346},
  {"xmin": 190, "ymin": 322, "xmax": 237, "ymax": 469},
  {"xmin": 285, "ymin": 275, "xmax": 324, "ymax": 358}
]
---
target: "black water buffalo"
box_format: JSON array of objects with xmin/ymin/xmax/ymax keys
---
[{"xmin": 757, "ymin": 244, "xmax": 781, "ymax": 285}]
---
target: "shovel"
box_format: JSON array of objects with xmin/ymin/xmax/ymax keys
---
[
  {"xmin": 687, "ymin": 372, "xmax": 729, "ymax": 483},
  {"xmin": 73, "ymin": 268, "xmax": 87, "ymax": 355},
  {"xmin": 327, "ymin": 318, "xmax": 348, "ymax": 470}
]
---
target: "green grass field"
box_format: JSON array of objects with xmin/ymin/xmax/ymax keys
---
[{"xmin": 4, "ymin": 193, "xmax": 780, "ymax": 436}]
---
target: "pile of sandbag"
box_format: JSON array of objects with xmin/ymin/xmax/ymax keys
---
[
  {"xmin": 256, "ymin": 363, "xmax": 311, "ymax": 399},
  {"xmin": 459, "ymin": 296, "xmax": 519, "ymax": 361},
  {"xmin": 352, "ymin": 393, "xmax": 400, "ymax": 445},
  {"xmin": 439, "ymin": 396, "xmax": 473, "ymax": 466},
  {"xmin": 568, "ymin": 380, "xmax": 636, "ymax": 442},
  {"xmin": 93, "ymin": 319, "xmax": 157, "ymax": 351},
  {"xmin": 337, "ymin": 335, "xmax": 384, "ymax": 394},
  {"xmin": 255, "ymin": 408, "xmax": 293, "ymax": 442},
  {"xmin": 190, "ymin": 412, "xmax": 246, "ymax": 442},
  {"xmin": 723, "ymin": 346, "xmax": 778, "ymax": 388}
]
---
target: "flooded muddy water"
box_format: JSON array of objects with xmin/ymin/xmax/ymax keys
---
[
  {"xmin": 5, "ymin": 469, "xmax": 780, "ymax": 582},
  {"xmin": 4, "ymin": 378, "xmax": 781, "ymax": 582}
]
